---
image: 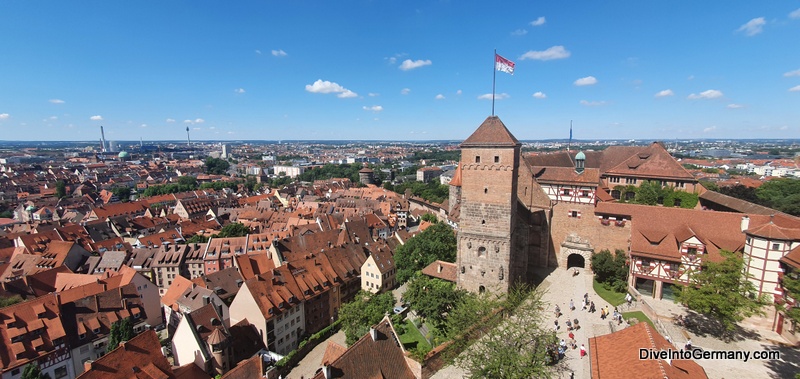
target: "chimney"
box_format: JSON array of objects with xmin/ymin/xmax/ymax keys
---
[
  {"xmin": 369, "ymin": 326, "xmax": 377, "ymax": 341},
  {"xmin": 741, "ymin": 216, "xmax": 750, "ymax": 232},
  {"xmin": 84, "ymin": 360, "xmax": 94, "ymax": 372},
  {"xmin": 323, "ymin": 364, "xmax": 332, "ymax": 379},
  {"xmin": 437, "ymin": 264, "xmax": 443, "ymax": 273}
]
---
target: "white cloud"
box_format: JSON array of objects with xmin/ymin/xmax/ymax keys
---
[
  {"xmin": 49, "ymin": 99, "xmax": 65, "ymax": 104},
  {"xmin": 0, "ymin": 113, "xmax": 9, "ymax": 120},
  {"xmin": 687, "ymin": 75, "xmax": 695, "ymax": 80},
  {"xmin": 580, "ymin": 100, "xmax": 606, "ymax": 106},
  {"xmin": 456, "ymin": 90, "xmax": 462, "ymax": 95},
  {"xmin": 49, "ymin": 116, "xmax": 58, "ymax": 120},
  {"xmin": 90, "ymin": 115, "xmax": 103, "ymax": 121},
  {"xmin": 737, "ymin": 17, "xmax": 766, "ymax": 36},
  {"xmin": 784, "ymin": 69, "xmax": 800, "ymax": 77},
  {"xmin": 703, "ymin": 126, "xmax": 717, "ymax": 133},
  {"xmin": 255, "ymin": 49, "xmax": 262, "ymax": 55},
  {"xmin": 789, "ymin": 85, "xmax": 800, "ymax": 92},
  {"xmin": 727, "ymin": 104, "xmax": 744, "ymax": 109},
  {"xmin": 166, "ymin": 118, "xmax": 176, "ymax": 123},
  {"xmin": 400, "ymin": 88, "xmax": 411, "ymax": 95},
  {"xmin": 338, "ymin": 90, "xmax": 358, "ymax": 98},
  {"xmin": 532, "ymin": 92, "xmax": 547, "ymax": 99},
  {"xmin": 780, "ymin": 125, "xmax": 789, "ymax": 130},
  {"xmin": 687, "ymin": 89, "xmax": 723, "ymax": 99},
  {"xmin": 511, "ymin": 29, "xmax": 528, "ymax": 36},
  {"xmin": 362, "ymin": 105, "xmax": 383, "ymax": 112},
  {"xmin": 478, "ymin": 93, "xmax": 509, "ymax": 100},
  {"xmin": 140, "ymin": 124, "xmax": 147, "ymax": 128},
  {"xmin": 235, "ymin": 88, "xmax": 245, "ymax": 94},
  {"xmin": 531, "ymin": 17, "xmax": 546, "ymax": 26},
  {"xmin": 655, "ymin": 89, "xmax": 674, "ymax": 97},
  {"xmin": 194, "ymin": 118, "xmax": 205, "ymax": 123},
  {"xmin": 305, "ymin": 79, "xmax": 358, "ymax": 98},
  {"xmin": 368, "ymin": 93, "xmax": 379, "ymax": 97},
  {"xmin": 574, "ymin": 76, "xmax": 598, "ymax": 86},
  {"xmin": 790, "ymin": 8, "xmax": 800, "ymax": 19},
  {"xmin": 271, "ymin": 49, "xmax": 287, "ymax": 57},
  {"xmin": 435, "ymin": 94, "xmax": 445, "ymax": 100},
  {"xmin": 520, "ymin": 45, "xmax": 570, "ymax": 61},
  {"xmin": 399, "ymin": 59, "xmax": 432, "ymax": 71}
]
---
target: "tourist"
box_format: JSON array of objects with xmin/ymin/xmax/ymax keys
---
[
  {"xmin": 589, "ymin": 301, "xmax": 596, "ymax": 313},
  {"xmin": 625, "ymin": 293, "xmax": 633, "ymax": 306},
  {"xmin": 580, "ymin": 344, "xmax": 587, "ymax": 358},
  {"xmin": 569, "ymin": 299, "xmax": 575, "ymax": 311},
  {"xmin": 555, "ymin": 305, "xmax": 561, "ymax": 318}
]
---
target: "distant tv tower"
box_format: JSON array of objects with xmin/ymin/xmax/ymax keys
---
[
  {"xmin": 186, "ymin": 126, "xmax": 191, "ymax": 145},
  {"xmin": 100, "ymin": 125, "xmax": 107, "ymax": 152}
]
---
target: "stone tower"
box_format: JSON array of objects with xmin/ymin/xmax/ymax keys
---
[{"xmin": 456, "ymin": 116, "xmax": 522, "ymax": 294}]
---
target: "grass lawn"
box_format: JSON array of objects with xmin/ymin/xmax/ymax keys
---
[
  {"xmin": 398, "ymin": 319, "xmax": 431, "ymax": 351},
  {"xmin": 622, "ymin": 311, "xmax": 654, "ymax": 328},
  {"xmin": 593, "ymin": 279, "xmax": 626, "ymax": 306}
]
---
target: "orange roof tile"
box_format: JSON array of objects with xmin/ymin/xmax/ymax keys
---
[{"xmin": 461, "ymin": 116, "xmax": 520, "ymax": 147}]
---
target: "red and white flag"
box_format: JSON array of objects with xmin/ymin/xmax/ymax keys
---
[{"xmin": 495, "ymin": 53, "xmax": 515, "ymax": 75}]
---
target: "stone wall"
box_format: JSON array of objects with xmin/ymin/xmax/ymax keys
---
[{"xmin": 548, "ymin": 203, "xmax": 631, "ymax": 269}]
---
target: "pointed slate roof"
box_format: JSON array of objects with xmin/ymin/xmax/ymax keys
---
[{"xmin": 461, "ymin": 116, "xmax": 520, "ymax": 147}]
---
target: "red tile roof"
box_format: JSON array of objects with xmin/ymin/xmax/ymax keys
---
[
  {"xmin": 589, "ymin": 322, "xmax": 707, "ymax": 379},
  {"xmin": 0, "ymin": 294, "xmax": 66, "ymax": 374},
  {"xmin": 77, "ymin": 330, "xmax": 177, "ymax": 379},
  {"xmin": 421, "ymin": 260, "xmax": 457, "ymax": 282},
  {"xmin": 461, "ymin": 116, "xmax": 520, "ymax": 147}
]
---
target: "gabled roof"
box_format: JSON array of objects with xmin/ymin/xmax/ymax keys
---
[
  {"xmin": 0, "ymin": 294, "xmax": 66, "ymax": 373},
  {"xmin": 781, "ymin": 244, "xmax": 800, "ymax": 270},
  {"xmin": 312, "ymin": 317, "xmax": 415, "ymax": 379},
  {"xmin": 421, "ymin": 260, "xmax": 457, "ymax": 282},
  {"xmin": 77, "ymin": 330, "xmax": 177, "ymax": 379},
  {"xmin": 461, "ymin": 116, "xmax": 520, "ymax": 147},
  {"xmin": 589, "ymin": 322, "xmax": 707, "ymax": 379},
  {"xmin": 603, "ymin": 142, "xmax": 695, "ymax": 180}
]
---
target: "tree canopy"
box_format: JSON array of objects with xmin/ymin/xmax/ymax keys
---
[
  {"xmin": 403, "ymin": 275, "xmax": 465, "ymax": 333},
  {"xmin": 779, "ymin": 272, "xmax": 800, "ymax": 328},
  {"xmin": 55, "ymin": 180, "xmax": 66, "ymax": 199},
  {"xmin": 22, "ymin": 363, "xmax": 49, "ymax": 379},
  {"xmin": 591, "ymin": 249, "xmax": 628, "ymax": 292},
  {"xmin": 338, "ymin": 291, "xmax": 395, "ymax": 345},
  {"xmin": 107, "ymin": 317, "xmax": 134, "ymax": 352},
  {"xmin": 452, "ymin": 287, "xmax": 561, "ymax": 379},
  {"xmin": 394, "ymin": 222, "xmax": 457, "ymax": 283},
  {"xmin": 215, "ymin": 222, "xmax": 250, "ymax": 238},
  {"xmin": 392, "ymin": 181, "xmax": 449, "ymax": 204},
  {"xmin": 677, "ymin": 250, "xmax": 771, "ymax": 332},
  {"xmin": 205, "ymin": 157, "xmax": 231, "ymax": 175}
]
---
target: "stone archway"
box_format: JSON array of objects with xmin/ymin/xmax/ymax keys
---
[
  {"xmin": 567, "ymin": 254, "xmax": 585, "ymax": 268},
  {"xmin": 559, "ymin": 233, "xmax": 594, "ymax": 270}
]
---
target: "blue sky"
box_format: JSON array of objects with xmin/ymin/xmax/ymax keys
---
[{"xmin": 1, "ymin": 1, "xmax": 799, "ymax": 142}]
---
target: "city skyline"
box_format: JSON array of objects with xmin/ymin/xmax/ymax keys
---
[{"xmin": 1, "ymin": 1, "xmax": 799, "ymax": 141}]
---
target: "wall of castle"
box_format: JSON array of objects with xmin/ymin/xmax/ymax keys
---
[{"xmin": 548, "ymin": 203, "xmax": 631, "ymax": 269}]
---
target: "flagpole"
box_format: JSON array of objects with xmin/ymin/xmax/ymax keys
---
[{"xmin": 492, "ymin": 49, "xmax": 496, "ymax": 116}]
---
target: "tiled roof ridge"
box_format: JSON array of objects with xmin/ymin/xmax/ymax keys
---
[{"xmin": 642, "ymin": 323, "xmax": 669, "ymax": 379}]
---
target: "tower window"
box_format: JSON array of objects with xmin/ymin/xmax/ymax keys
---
[
  {"xmin": 475, "ymin": 156, "xmax": 481, "ymax": 163},
  {"xmin": 484, "ymin": 187, "xmax": 488, "ymax": 194},
  {"xmin": 494, "ymin": 156, "xmax": 499, "ymax": 163}
]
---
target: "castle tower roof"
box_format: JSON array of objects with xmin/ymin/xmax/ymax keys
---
[
  {"xmin": 449, "ymin": 164, "xmax": 462, "ymax": 187},
  {"xmin": 461, "ymin": 116, "xmax": 520, "ymax": 147}
]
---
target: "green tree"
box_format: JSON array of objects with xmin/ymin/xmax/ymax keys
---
[
  {"xmin": 717, "ymin": 184, "xmax": 760, "ymax": 204},
  {"xmin": 177, "ymin": 175, "xmax": 198, "ymax": 187},
  {"xmin": 55, "ymin": 180, "xmax": 67, "ymax": 199},
  {"xmin": 205, "ymin": 157, "xmax": 231, "ymax": 175},
  {"xmin": 111, "ymin": 187, "xmax": 131, "ymax": 202},
  {"xmin": 186, "ymin": 234, "xmax": 210, "ymax": 244},
  {"xmin": 420, "ymin": 213, "xmax": 438, "ymax": 223},
  {"xmin": 338, "ymin": 291, "xmax": 395, "ymax": 345},
  {"xmin": 214, "ymin": 222, "xmax": 250, "ymax": 238},
  {"xmin": 779, "ymin": 272, "xmax": 800, "ymax": 328},
  {"xmin": 403, "ymin": 275, "xmax": 464, "ymax": 332},
  {"xmin": 590, "ymin": 249, "xmax": 628, "ymax": 292},
  {"xmin": 453, "ymin": 287, "xmax": 560, "ymax": 379},
  {"xmin": 677, "ymin": 250, "xmax": 771, "ymax": 332},
  {"xmin": 107, "ymin": 317, "xmax": 134, "ymax": 352},
  {"xmin": 21, "ymin": 363, "xmax": 49, "ymax": 379},
  {"xmin": 394, "ymin": 222, "xmax": 457, "ymax": 283},
  {"xmin": 0, "ymin": 295, "xmax": 23, "ymax": 308},
  {"xmin": 634, "ymin": 180, "xmax": 660, "ymax": 205},
  {"xmin": 756, "ymin": 178, "xmax": 800, "ymax": 216}
]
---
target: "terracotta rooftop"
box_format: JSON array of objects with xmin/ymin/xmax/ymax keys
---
[
  {"xmin": 312, "ymin": 316, "xmax": 415, "ymax": 379},
  {"xmin": 421, "ymin": 260, "xmax": 457, "ymax": 282},
  {"xmin": 77, "ymin": 330, "xmax": 177, "ymax": 379},
  {"xmin": 461, "ymin": 116, "xmax": 520, "ymax": 147},
  {"xmin": 589, "ymin": 322, "xmax": 707, "ymax": 379}
]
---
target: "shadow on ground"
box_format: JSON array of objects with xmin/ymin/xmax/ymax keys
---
[
  {"xmin": 761, "ymin": 343, "xmax": 800, "ymax": 379},
  {"xmin": 682, "ymin": 311, "xmax": 761, "ymax": 342}
]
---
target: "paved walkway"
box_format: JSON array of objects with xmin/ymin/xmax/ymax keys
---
[{"xmin": 285, "ymin": 331, "xmax": 346, "ymax": 379}]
